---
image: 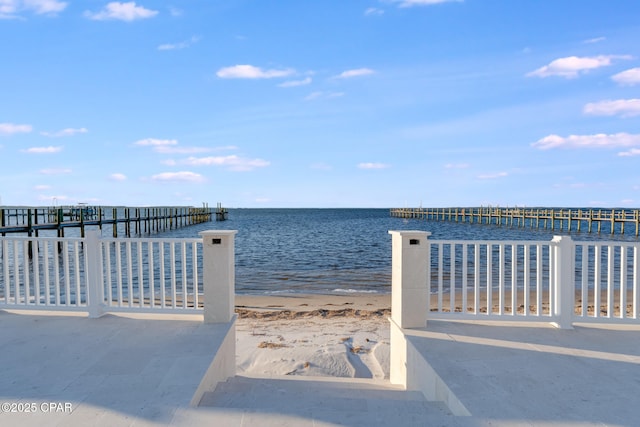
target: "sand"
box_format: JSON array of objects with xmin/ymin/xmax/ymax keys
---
[
  {"xmin": 235, "ymin": 294, "xmax": 391, "ymax": 379},
  {"xmin": 234, "ymin": 291, "xmax": 635, "ymax": 380}
]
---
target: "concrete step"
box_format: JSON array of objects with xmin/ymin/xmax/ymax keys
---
[{"xmin": 191, "ymin": 375, "xmax": 463, "ymax": 426}]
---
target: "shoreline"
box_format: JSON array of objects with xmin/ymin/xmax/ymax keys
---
[
  {"xmin": 235, "ymin": 290, "xmax": 635, "ymax": 318},
  {"xmin": 235, "ymin": 293, "xmax": 391, "ymax": 319}
]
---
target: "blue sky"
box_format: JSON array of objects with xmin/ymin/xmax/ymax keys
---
[{"xmin": 1, "ymin": 0, "xmax": 639, "ymax": 208}]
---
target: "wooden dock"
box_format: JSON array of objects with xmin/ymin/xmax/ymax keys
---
[
  {"xmin": 0, "ymin": 205, "xmax": 215, "ymax": 238},
  {"xmin": 390, "ymin": 207, "xmax": 640, "ymax": 236},
  {"xmin": 215, "ymin": 202, "xmax": 228, "ymax": 221}
]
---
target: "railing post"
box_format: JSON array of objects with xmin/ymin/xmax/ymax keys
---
[
  {"xmin": 389, "ymin": 230, "xmax": 431, "ymax": 328},
  {"xmin": 85, "ymin": 230, "xmax": 105, "ymax": 318},
  {"xmin": 551, "ymin": 235, "xmax": 575, "ymax": 329},
  {"xmin": 199, "ymin": 230, "xmax": 237, "ymax": 323},
  {"xmin": 388, "ymin": 230, "xmax": 430, "ymax": 388}
]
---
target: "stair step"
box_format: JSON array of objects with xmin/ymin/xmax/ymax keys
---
[{"xmin": 198, "ymin": 375, "xmax": 455, "ymax": 422}]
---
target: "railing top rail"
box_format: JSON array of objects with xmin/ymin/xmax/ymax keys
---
[
  {"xmin": 574, "ymin": 241, "xmax": 640, "ymax": 247},
  {"xmin": 99, "ymin": 237, "xmax": 202, "ymax": 243},
  {"xmin": 0, "ymin": 236, "xmax": 204, "ymax": 244},
  {"xmin": 429, "ymin": 239, "xmax": 552, "ymax": 246},
  {"xmin": 0, "ymin": 236, "xmax": 84, "ymax": 242}
]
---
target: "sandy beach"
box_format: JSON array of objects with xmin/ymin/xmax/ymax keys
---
[
  {"xmin": 234, "ymin": 290, "xmax": 635, "ymax": 380},
  {"xmin": 235, "ymin": 294, "xmax": 392, "ymax": 379}
]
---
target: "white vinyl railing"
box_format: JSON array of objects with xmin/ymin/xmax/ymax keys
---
[
  {"xmin": 0, "ymin": 230, "xmax": 237, "ymax": 322},
  {"xmin": 0, "ymin": 236, "xmax": 88, "ymax": 310},
  {"xmin": 99, "ymin": 237, "xmax": 203, "ymax": 312},
  {"xmin": 574, "ymin": 242, "xmax": 640, "ymax": 322},
  {"xmin": 426, "ymin": 240, "xmax": 553, "ymax": 321},
  {"xmin": 389, "ymin": 231, "xmax": 640, "ymax": 329}
]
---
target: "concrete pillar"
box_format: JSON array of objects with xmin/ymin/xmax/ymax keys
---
[
  {"xmin": 551, "ymin": 235, "xmax": 575, "ymax": 329},
  {"xmin": 389, "ymin": 230, "xmax": 431, "ymax": 328},
  {"xmin": 199, "ymin": 230, "xmax": 237, "ymax": 323}
]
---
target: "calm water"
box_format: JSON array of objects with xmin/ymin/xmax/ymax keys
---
[
  {"xmin": 151, "ymin": 208, "xmax": 638, "ymax": 295},
  {"xmin": 5, "ymin": 208, "xmax": 637, "ymax": 295}
]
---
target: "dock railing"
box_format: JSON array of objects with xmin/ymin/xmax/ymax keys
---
[
  {"xmin": 391, "ymin": 207, "xmax": 640, "ymax": 235},
  {"xmin": 389, "ymin": 230, "xmax": 640, "ymax": 329},
  {"xmin": 0, "ymin": 230, "xmax": 237, "ymax": 323}
]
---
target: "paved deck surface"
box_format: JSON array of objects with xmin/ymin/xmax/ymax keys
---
[
  {"xmin": 2, "ymin": 309, "xmax": 639, "ymax": 426},
  {"xmin": 405, "ymin": 320, "xmax": 640, "ymax": 426},
  {"xmin": 0, "ymin": 310, "xmax": 230, "ymax": 427}
]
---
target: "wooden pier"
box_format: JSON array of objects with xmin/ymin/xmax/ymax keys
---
[
  {"xmin": 390, "ymin": 207, "xmax": 640, "ymax": 236},
  {"xmin": 0, "ymin": 205, "xmax": 215, "ymax": 238},
  {"xmin": 215, "ymin": 202, "xmax": 228, "ymax": 221}
]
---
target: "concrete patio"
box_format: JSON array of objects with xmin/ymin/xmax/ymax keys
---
[
  {"xmin": 0, "ymin": 309, "xmax": 234, "ymax": 427},
  {"xmin": 401, "ymin": 319, "xmax": 640, "ymax": 426},
  {"xmin": 2, "ymin": 308, "xmax": 639, "ymax": 426}
]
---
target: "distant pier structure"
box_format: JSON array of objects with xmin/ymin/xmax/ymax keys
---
[
  {"xmin": 391, "ymin": 207, "xmax": 640, "ymax": 236},
  {"xmin": 0, "ymin": 205, "xmax": 215, "ymax": 238},
  {"xmin": 215, "ymin": 202, "xmax": 228, "ymax": 221}
]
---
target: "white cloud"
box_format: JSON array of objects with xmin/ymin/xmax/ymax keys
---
[
  {"xmin": 532, "ymin": 132, "xmax": 640, "ymax": 150},
  {"xmin": 0, "ymin": 122, "xmax": 32, "ymax": 135},
  {"xmin": 583, "ymin": 99, "xmax": 640, "ymax": 117},
  {"xmin": 477, "ymin": 172, "xmax": 508, "ymax": 179},
  {"xmin": 154, "ymin": 146, "xmax": 213, "ymax": 154},
  {"xmin": 444, "ymin": 163, "xmax": 470, "ymax": 169},
  {"xmin": 141, "ymin": 142, "xmax": 235, "ymax": 155},
  {"xmin": 612, "ymin": 67, "xmax": 640, "ymax": 86},
  {"xmin": 391, "ymin": 0, "xmax": 462, "ymax": 7},
  {"xmin": 150, "ymin": 171, "xmax": 205, "ymax": 183},
  {"xmin": 357, "ymin": 162, "xmax": 390, "ymax": 169},
  {"xmin": 134, "ymin": 138, "xmax": 178, "ymax": 147},
  {"xmin": 0, "ymin": 0, "xmax": 67, "ymax": 18},
  {"xmin": 255, "ymin": 197, "xmax": 270, "ymax": 203},
  {"xmin": 21, "ymin": 146, "xmax": 63, "ymax": 154},
  {"xmin": 85, "ymin": 2, "xmax": 158, "ymax": 21},
  {"xmin": 526, "ymin": 55, "xmax": 632, "ymax": 78},
  {"xmin": 618, "ymin": 148, "xmax": 640, "ymax": 157},
  {"xmin": 278, "ymin": 77, "xmax": 312, "ymax": 88},
  {"xmin": 0, "ymin": 0, "xmax": 17, "ymax": 15},
  {"xmin": 40, "ymin": 168, "xmax": 72, "ymax": 175},
  {"xmin": 583, "ymin": 36, "xmax": 606, "ymax": 44},
  {"xmin": 216, "ymin": 65, "xmax": 294, "ymax": 79},
  {"xmin": 158, "ymin": 36, "xmax": 200, "ymax": 51},
  {"xmin": 34, "ymin": 184, "xmax": 51, "ymax": 190},
  {"xmin": 304, "ymin": 91, "xmax": 344, "ymax": 101},
  {"xmin": 25, "ymin": 0, "xmax": 66, "ymax": 14},
  {"xmin": 41, "ymin": 127, "xmax": 88, "ymax": 137},
  {"xmin": 168, "ymin": 6, "xmax": 182, "ymax": 16},
  {"xmin": 109, "ymin": 173, "xmax": 127, "ymax": 181},
  {"xmin": 335, "ymin": 68, "xmax": 375, "ymax": 79},
  {"xmin": 304, "ymin": 91, "xmax": 323, "ymax": 101},
  {"xmin": 364, "ymin": 7, "xmax": 384, "ymax": 15},
  {"xmin": 183, "ymin": 155, "xmax": 270, "ymax": 171}
]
